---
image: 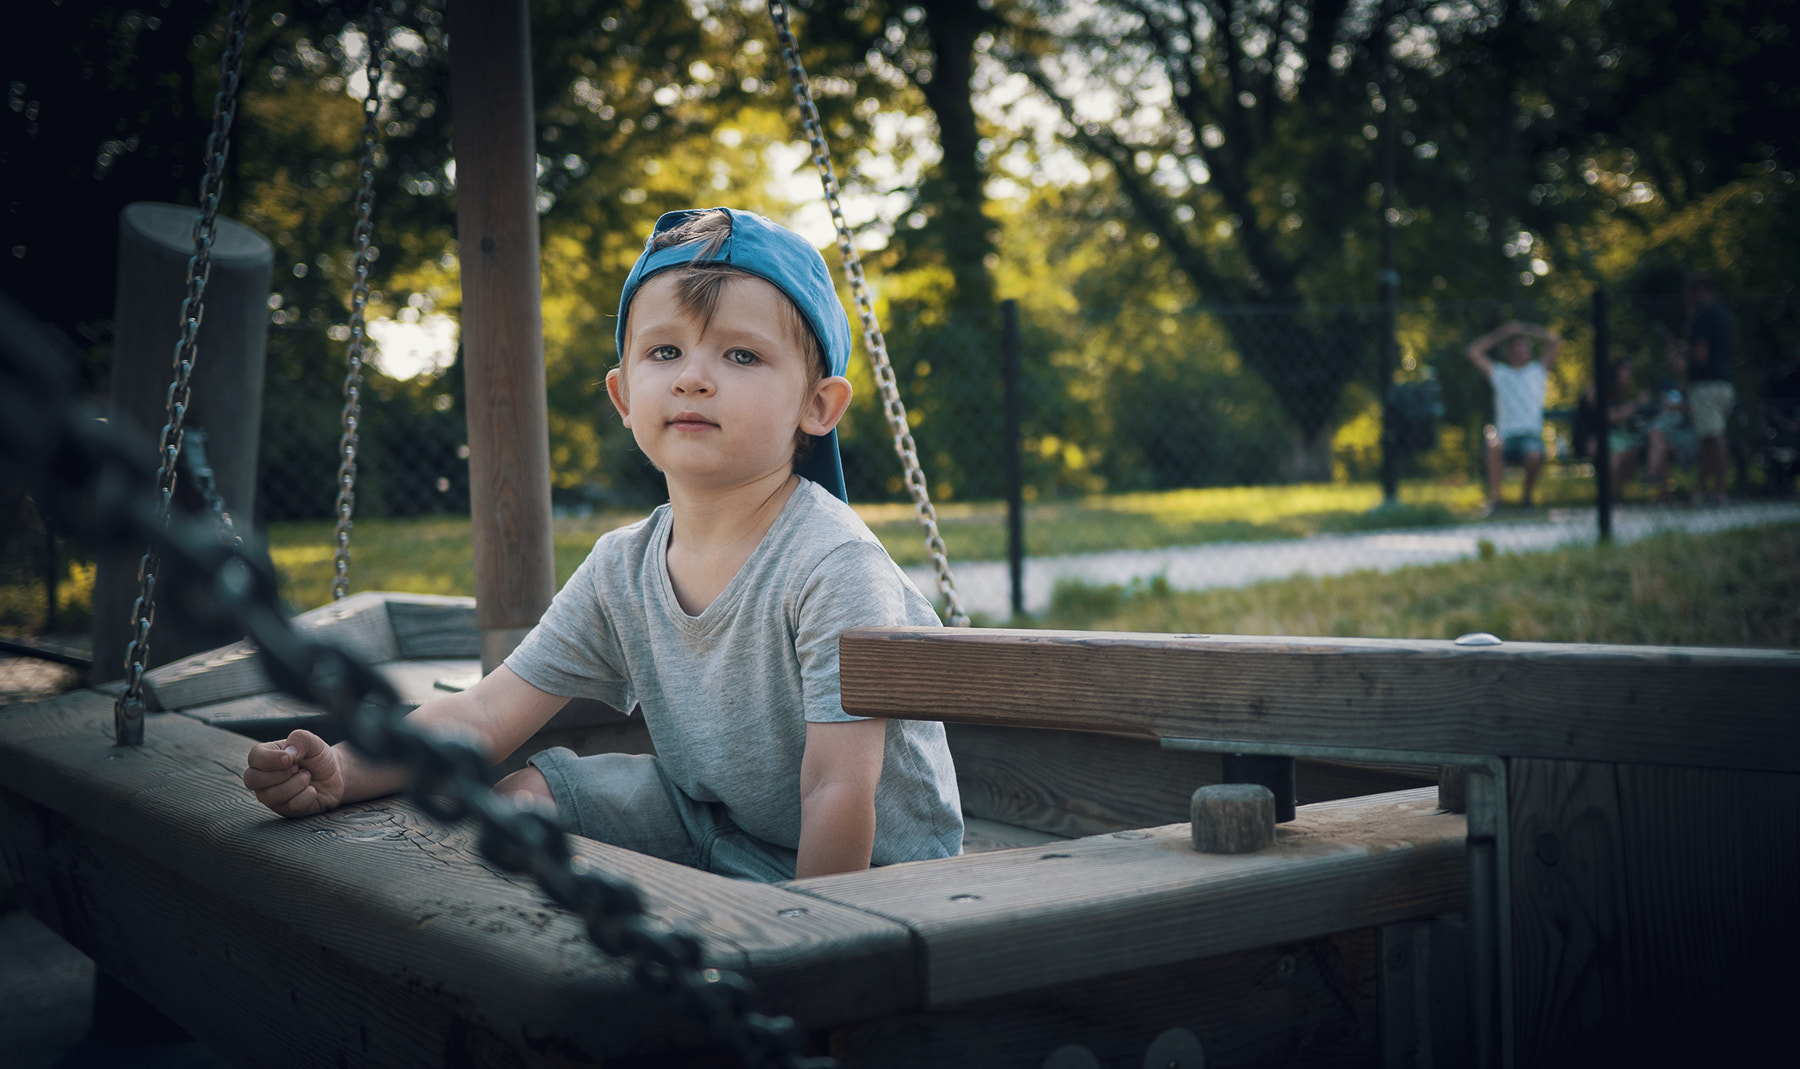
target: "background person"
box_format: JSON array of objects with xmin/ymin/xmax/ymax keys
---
[
  {"xmin": 1675, "ymin": 274, "xmax": 1736, "ymax": 504},
  {"xmin": 1467, "ymin": 319, "xmax": 1562, "ymax": 511}
]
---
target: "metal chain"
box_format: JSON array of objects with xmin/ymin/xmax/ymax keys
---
[
  {"xmin": 767, "ymin": 0, "xmax": 970, "ymax": 627},
  {"xmin": 181, "ymin": 427, "xmax": 244, "ymax": 548},
  {"xmin": 332, "ymin": 4, "xmax": 387, "ymax": 601},
  {"xmin": 0, "ymin": 322, "xmax": 836, "ymax": 1069},
  {"xmin": 115, "ymin": 0, "xmax": 254, "ymax": 746}
]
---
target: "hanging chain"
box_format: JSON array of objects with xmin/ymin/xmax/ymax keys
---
[
  {"xmin": 182, "ymin": 427, "xmax": 244, "ymax": 548},
  {"xmin": 1, "ymin": 315, "xmax": 835, "ymax": 1069},
  {"xmin": 332, "ymin": 4, "xmax": 387, "ymax": 601},
  {"xmin": 767, "ymin": 1, "xmax": 969, "ymax": 627},
  {"xmin": 115, "ymin": 0, "xmax": 254, "ymax": 745}
]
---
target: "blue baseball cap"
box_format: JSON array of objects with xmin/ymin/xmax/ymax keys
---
[{"xmin": 616, "ymin": 208, "xmax": 851, "ymax": 501}]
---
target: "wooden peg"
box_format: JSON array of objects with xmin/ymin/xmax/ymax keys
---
[{"xmin": 1190, "ymin": 783, "xmax": 1277, "ymax": 854}]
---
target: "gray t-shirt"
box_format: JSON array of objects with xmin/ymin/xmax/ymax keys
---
[{"xmin": 505, "ymin": 478, "xmax": 963, "ymax": 865}]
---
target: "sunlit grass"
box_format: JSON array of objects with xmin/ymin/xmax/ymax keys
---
[
  {"xmin": 257, "ymin": 476, "xmax": 1591, "ymax": 609},
  {"xmin": 1036, "ymin": 524, "xmax": 1800, "ymax": 649}
]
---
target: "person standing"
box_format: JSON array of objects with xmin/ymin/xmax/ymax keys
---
[
  {"xmin": 1679, "ymin": 274, "xmax": 1735, "ymax": 504},
  {"xmin": 1468, "ymin": 319, "xmax": 1562, "ymax": 511}
]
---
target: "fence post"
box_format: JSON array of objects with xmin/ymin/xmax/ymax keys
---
[
  {"xmin": 1376, "ymin": 0, "xmax": 1400, "ymax": 506},
  {"xmin": 1594, "ymin": 289, "xmax": 1612, "ymax": 543},
  {"xmin": 90, "ymin": 202, "xmax": 271, "ymax": 683},
  {"xmin": 1003, "ymin": 298, "xmax": 1024, "ymax": 619}
]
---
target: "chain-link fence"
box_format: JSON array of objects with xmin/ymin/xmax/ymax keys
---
[
  {"xmin": 875, "ymin": 292, "xmax": 1800, "ymax": 618},
  {"xmin": 6, "ymin": 289, "xmax": 1798, "ymax": 636}
]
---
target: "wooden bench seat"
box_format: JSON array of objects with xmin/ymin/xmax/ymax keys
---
[{"xmin": 0, "ymin": 683, "xmax": 1467, "ymax": 1067}]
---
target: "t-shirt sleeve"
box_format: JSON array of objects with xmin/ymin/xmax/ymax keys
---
[
  {"xmin": 793, "ymin": 539, "xmax": 940, "ymax": 724},
  {"xmin": 503, "ymin": 543, "xmax": 632, "ymax": 711}
]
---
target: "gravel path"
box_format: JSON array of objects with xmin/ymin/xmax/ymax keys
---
[{"xmin": 910, "ymin": 500, "xmax": 1800, "ymax": 619}]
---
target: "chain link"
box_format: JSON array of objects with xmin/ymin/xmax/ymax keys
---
[
  {"xmin": 0, "ymin": 317, "xmax": 836, "ymax": 1069},
  {"xmin": 332, "ymin": 4, "xmax": 388, "ymax": 601},
  {"xmin": 181, "ymin": 428, "xmax": 244, "ymax": 549},
  {"xmin": 767, "ymin": 1, "xmax": 970, "ymax": 627},
  {"xmin": 115, "ymin": 0, "xmax": 254, "ymax": 745}
]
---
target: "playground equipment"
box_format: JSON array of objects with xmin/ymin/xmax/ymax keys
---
[{"xmin": 2, "ymin": 2, "xmax": 1796, "ymax": 1067}]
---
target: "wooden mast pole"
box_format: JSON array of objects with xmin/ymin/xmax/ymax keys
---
[{"xmin": 448, "ymin": 0, "xmax": 556, "ymax": 673}]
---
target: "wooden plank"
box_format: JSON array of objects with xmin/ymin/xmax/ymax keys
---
[
  {"xmin": 1508, "ymin": 757, "xmax": 1800, "ymax": 1066},
  {"xmin": 946, "ymin": 722, "xmax": 1435, "ymax": 838},
  {"xmin": 174, "ymin": 658, "xmax": 479, "ymax": 741},
  {"xmin": 0, "ymin": 689, "xmax": 917, "ymax": 1065},
  {"xmin": 138, "ymin": 591, "xmax": 402, "ymax": 711},
  {"xmin": 828, "ymin": 930, "xmax": 1380, "ymax": 1068},
  {"xmin": 791, "ymin": 787, "xmax": 1465, "ymax": 1007},
  {"xmin": 385, "ymin": 594, "xmax": 479, "ymax": 659},
  {"xmin": 840, "ymin": 627, "xmax": 1800, "ymax": 773}
]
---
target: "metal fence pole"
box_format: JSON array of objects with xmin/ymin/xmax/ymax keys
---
[
  {"xmin": 1595, "ymin": 289, "xmax": 1612, "ymax": 543},
  {"xmin": 1377, "ymin": 0, "xmax": 1401, "ymax": 506},
  {"xmin": 1003, "ymin": 298, "xmax": 1024, "ymax": 619}
]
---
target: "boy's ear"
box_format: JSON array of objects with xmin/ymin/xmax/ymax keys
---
[
  {"xmin": 605, "ymin": 367, "xmax": 631, "ymax": 426},
  {"xmin": 800, "ymin": 375, "xmax": 854, "ymax": 437}
]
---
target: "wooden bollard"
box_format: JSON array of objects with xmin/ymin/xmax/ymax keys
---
[
  {"xmin": 1190, "ymin": 783, "xmax": 1277, "ymax": 854},
  {"xmin": 91, "ymin": 203, "xmax": 272, "ymax": 683}
]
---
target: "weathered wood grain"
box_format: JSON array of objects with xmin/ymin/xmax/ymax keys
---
[
  {"xmin": 791, "ymin": 788, "xmax": 1465, "ymax": 1007},
  {"xmin": 0, "ymin": 689, "xmax": 917, "ymax": 1066},
  {"xmin": 386, "ymin": 595, "xmax": 480, "ymax": 659},
  {"xmin": 449, "ymin": 0, "xmax": 557, "ymax": 653},
  {"xmin": 1508, "ymin": 757, "xmax": 1800, "ymax": 1066},
  {"xmin": 945, "ymin": 723, "xmax": 1434, "ymax": 839},
  {"xmin": 828, "ymin": 931, "xmax": 1380, "ymax": 1069},
  {"xmin": 841, "ymin": 627, "xmax": 1800, "ymax": 772},
  {"xmin": 139, "ymin": 592, "xmax": 402, "ymax": 710},
  {"xmin": 1190, "ymin": 783, "xmax": 1277, "ymax": 854},
  {"xmin": 140, "ymin": 593, "xmax": 480, "ymax": 713},
  {"xmin": 170, "ymin": 658, "xmax": 479, "ymax": 741}
]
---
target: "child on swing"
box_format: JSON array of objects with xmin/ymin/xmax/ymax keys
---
[{"xmin": 243, "ymin": 208, "xmax": 963, "ymax": 881}]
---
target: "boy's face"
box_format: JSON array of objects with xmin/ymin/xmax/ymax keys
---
[
  {"xmin": 1505, "ymin": 336, "xmax": 1532, "ymax": 366},
  {"xmin": 607, "ymin": 273, "xmax": 850, "ymax": 494}
]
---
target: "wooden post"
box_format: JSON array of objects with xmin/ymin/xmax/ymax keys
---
[
  {"xmin": 448, "ymin": 0, "xmax": 556, "ymax": 673},
  {"xmin": 91, "ymin": 202, "xmax": 272, "ymax": 683},
  {"xmin": 1190, "ymin": 783, "xmax": 1276, "ymax": 853}
]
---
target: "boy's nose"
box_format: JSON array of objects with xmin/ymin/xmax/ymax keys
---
[{"xmin": 671, "ymin": 360, "xmax": 713, "ymax": 394}]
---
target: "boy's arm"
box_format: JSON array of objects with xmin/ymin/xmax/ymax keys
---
[
  {"xmin": 244, "ymin": 665, "xmax": 569, "ymax": 818},
  {"xmin": 795, "ymin": 717, "xmax": 888, "ymax": 878}
]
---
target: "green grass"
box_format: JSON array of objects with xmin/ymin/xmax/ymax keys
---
[
  {"xmin": 857, "ymin": 479, "xmax": 1490, "ymax": 567},
  {"xmin": 1036, "ymin": 524, "xmax": 1800, "ymax": 649},
  {"xmin": 254, "ymin": 479, "xmax": 1491, "ymax": 609},
  {"xmin": 7, "ymin": 475, "xmax": 1784, "ymax": 649}
]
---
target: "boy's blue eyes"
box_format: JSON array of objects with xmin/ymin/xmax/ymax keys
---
[{"xmin": 647, "ymin": 345, "xmax": 759, "ymax": 366}]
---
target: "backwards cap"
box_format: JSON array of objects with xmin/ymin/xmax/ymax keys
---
[{"xmin": 616, "ymin": 208, "xmax": 851, "ymax": 501}]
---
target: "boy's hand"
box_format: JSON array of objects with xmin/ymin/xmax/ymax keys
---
[{"xmin": 243, "ymin": 729, "xmax": 346, "ymax": 817}]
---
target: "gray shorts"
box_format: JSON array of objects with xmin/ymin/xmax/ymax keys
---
[{"xmin": 528, "ymin": 747, "xmax": 798, "ymax": 883}]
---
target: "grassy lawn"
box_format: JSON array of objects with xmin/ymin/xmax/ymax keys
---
[
  {"xmin": 1035, "ymin": 524, "xmax": 1800, "ymax": 649},
  {"xmin": 259, "ymin": 477, "xmax": 1505, "ymax": 608},
  {"xmin": 8, "ymin": 472, "xmax": 1783, "ymax": 646}
]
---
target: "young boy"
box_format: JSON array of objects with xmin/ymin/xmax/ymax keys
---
[
  {"xmin": 244, "ymin": 208, "xmax": 964, "ymax": 881},
  {"xmin": 1467, "ymin": 319, "xmax": 1561, "ymax": 511}
]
